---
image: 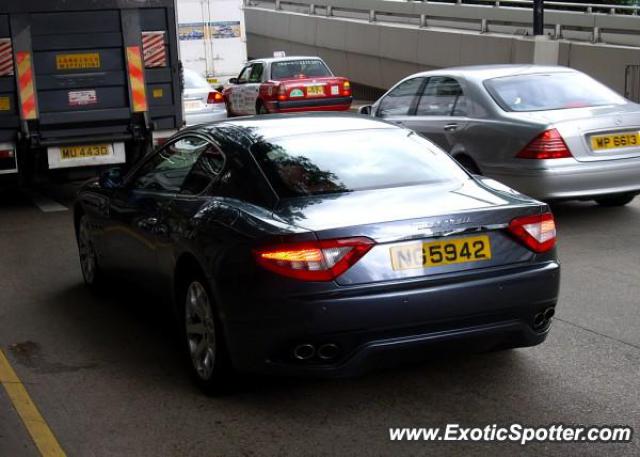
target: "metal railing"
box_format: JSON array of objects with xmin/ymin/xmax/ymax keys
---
[
  {"xmin": 246, "ymin": 0, "xmax": 640, "ymax": 44},
  {"xmin": 394, "ymin": 1, "xmax": 640, "ymax": 16}
]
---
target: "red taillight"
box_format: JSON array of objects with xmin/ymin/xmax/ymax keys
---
[
  {"xmin": 277, "ymin": 84, "xmax": 288, "ymax": 101},
  {"xmin": 0, "ymin": 149, "xmax": 14, "ymax": 159},
  {"xmin": 254, "ymin": 237, "xmax": 374, "ymax": 281},
  {"xmin": 207, "ymin": 91, "xmax": 224, "ymax": 104},
  {"xmin": 517, "ymin": 129, "xmax": 572, "ymax": 159},
  {"xmin": 342, "ymin": 80, "xmax": 351, "ymax": 97},
  {"xmin": 508, "ymin": 213, "xmax": 557, "ymax": 253}
]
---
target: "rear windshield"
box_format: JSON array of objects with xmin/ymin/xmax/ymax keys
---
[
  {"xmin": 270, "ymin": 59, "xmax": 332, "ymax": 80},
  {"xmin": 251, "ymin": 129, "xmax": 468, "ymax": 198},
  {"xmin": 484, "ymin": 72, "xmax": 626, "ymax": 112},
  {"xmin": 184, "ymin": 69, "xmax": 211, "ymax": 90}
]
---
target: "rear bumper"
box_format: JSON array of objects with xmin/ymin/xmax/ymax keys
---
[
  {"xmin": 222, "ymin": 261, "xmax": 560, "ymax": 377},
  {"xmin": 488, "ymin": 157, "xmax": 640, "ymax": 200},
  {"xmin": 268, "ymin": 96, "xmax": 352, "ymax": 113}
]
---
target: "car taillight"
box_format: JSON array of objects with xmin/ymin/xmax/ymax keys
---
[
  {"xmin": 207, "ymin": 91, "xmax": 224, "ymax": 104},
  {"xmin": 254, "ymin": 237, "xmax": 374, "ymax": 281},
  {"xmin": 508, "ymin": 212, "xmax": 557, "ymax": 253},
  {"xmin": 342, "ymin": 80, "xmax": 351, "ymax": 97},
  {"xmin": 517, "ymin": 129, "xmax": 572, "ymax": 159},
  {"xmin": 277, "ymin": 85, "xmax": 287, "ymax": 101},
  {"xmin": 0, "ymin": 149, "xmax": 15, "ymax": 159}
]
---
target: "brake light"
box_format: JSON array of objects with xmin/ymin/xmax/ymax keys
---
[
  {"xmin": 0, "ymin": 149, "xmax": 15, "ymax": 159},
  {"xmin": 508, "ymin": 213, "xmax": 557, "ymax": 253},
  {"xmin": 342, "ymin": 80, "xmax": 351, "ymax": 97},
  {"xmin": 277, "ymin": 84, "xmax": 288, "ymax": 101},
  {"xmin": 207, "ymin": 91, "xmax": 224, "ymax": 104},
  {"xmin": 517, "ymin": 129, "xmax": 572, "ymax": 159},
  {"xmin": 254, "ymin": 237, "xmax": 374, "ymax": 281}
]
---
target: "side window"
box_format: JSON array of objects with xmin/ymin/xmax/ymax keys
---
[
  {"xmin": 248, "ymin": 64, "xmax": 264, "ymax": 83},
  {"xmin": 377, "ymin": 78, "xmax": 425, "ymax": 117},
  {"xmin": 237, "ymin": 66, "xmax": 251, "ymax": 84},
  {"xmin": 131, "ymin": 136, "xmax": 209, "ymax": 193},
  {"xmin": 180, "ymin": 145, "xmax": 226, "ymax": 195},
  {"xmin": 416, "ymin": 77, "xmax": 467, "ymax": 116}
]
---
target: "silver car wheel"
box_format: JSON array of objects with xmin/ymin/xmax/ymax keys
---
[
  {"xmin": 78, "ymin": 218, "xmax": 97, "ymax": 285},
  {"xmin": 185, "ymin": 281, "xmax": 217, "ymax": 381}
]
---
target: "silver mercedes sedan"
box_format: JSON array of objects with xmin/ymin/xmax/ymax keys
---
[{"xmin": 361, "ymin": 65, "xmax": 640, "ymax": 206}]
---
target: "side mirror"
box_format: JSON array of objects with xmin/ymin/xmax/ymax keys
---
[
  {"xmin": 358, "ymin": 105, "xmax": 372, "ymax": 116},
  {"xmin": 228, "ymin": 77, "xmax": 238, "ymax": 84},
  {"xmin": 99, "ymin": 167, "xmax": 124, "ymax": 190}
]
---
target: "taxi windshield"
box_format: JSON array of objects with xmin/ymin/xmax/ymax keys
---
[{"xmin": 271, "ymin": 59, "xmax": 332, "ymax": 80}]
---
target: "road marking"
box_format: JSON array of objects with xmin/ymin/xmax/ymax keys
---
[
  {"xmin": 29, "ymin": 193, "xmax": 68, "ymax": 213},
  {"xmin": 0, "ymin": 349, "xmax": 66, "ymax": 457}
]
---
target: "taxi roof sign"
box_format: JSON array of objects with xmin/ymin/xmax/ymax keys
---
[{"xmin": 273, "ymin": 51, "xmax": 286, "ymax": 58}]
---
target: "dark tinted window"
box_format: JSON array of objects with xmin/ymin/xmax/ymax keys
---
[
  {"xmin": 271, "ymin": 59, "xmax": 332, "ymax": 80},
  {"xmin": 485, "ymin": 72, "xmax": 625, "ymax": 112},
  {"xmin": 180, "ymin": 145, "xmax": 225, "ymax": 195},
  {"xmin": 378, "ymin": 78, "xmax": 425, "ymax": 117},
  {"xmin": 131, "ymin": 136, "xmax": 209, "ymax": 193},
  {"xmin": 417, "ymin": 77, "xmax": 466, "ymax": 116},
  {"xmin": 251, "ymin": 129, "xmax": 468, "ymax": 198}
]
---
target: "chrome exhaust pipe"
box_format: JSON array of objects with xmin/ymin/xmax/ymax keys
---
[
  {"xmin": 533, "ymin": 313, "xmax": 546, "ymax": 328},
  {"xmin": 293, "ymin": 344, "xmax": 315, "ymax": 361},
  {"xmin": 317, "ymin": 343, "xmax": 340, "ymax": 361}
]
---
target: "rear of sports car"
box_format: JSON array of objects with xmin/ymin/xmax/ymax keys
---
[{"xmin": 219, "ymin": 125, "xmax": 560, "ymax": 376}]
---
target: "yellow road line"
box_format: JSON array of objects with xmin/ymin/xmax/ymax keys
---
[{"xmin": 0, "ymin": 349, "xmax": 66, "ymax": 457}]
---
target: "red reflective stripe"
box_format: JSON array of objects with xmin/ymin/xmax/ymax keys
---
[
  {"xmin": 18, "ymin": 67, "xmax": 32, "ymax": 90},
  {"xmin": 15, "ymin": 51, "xmax": 37, "ymax": 120},
  {"xmin": 126, "ymin": 46, "xmax": 147, "ymax": 112},
  {"xmin": 0, "ymin": 39, "xmax": 14, "ymax": 76}
]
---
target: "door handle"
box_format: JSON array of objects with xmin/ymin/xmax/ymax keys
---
[{"xmin": 444, "ymin": 123, "xmax": 459, "ymax": 132}]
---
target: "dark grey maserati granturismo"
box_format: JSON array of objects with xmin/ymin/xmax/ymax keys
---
[{"xmin": 74, "ymin": 114, "xmax": 560, "ymax": 393}]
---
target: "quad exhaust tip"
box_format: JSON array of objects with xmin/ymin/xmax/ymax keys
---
[
  {"xmin": 533, "ymin": 307, "xmax": 556, "ymax": 330},
  {"xmin": 293, "ymin": 344, "xmax": 316, "ymax": 360},
  {"xmin": 317, "ymin": 343, "xmax": 340, "ymax": 361}
]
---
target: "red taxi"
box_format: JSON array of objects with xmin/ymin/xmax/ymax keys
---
[{"xmin": 223, "ymin": 56, "xmax": 352, "ymax": 115}]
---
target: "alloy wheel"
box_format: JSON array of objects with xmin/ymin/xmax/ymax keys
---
[{"xmin": 185, "ymin": 281, "xmax": 217, "ymax": 381}]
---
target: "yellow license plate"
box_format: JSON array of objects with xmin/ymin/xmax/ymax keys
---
[
  {"xmin": 61, "ymin": 144, "xmax": 110, "ymax": 160},
  {"xmin": 390, "ymin": 235, "xmax": 492, "ymax": 271},
  {"xmin": 307, "ymin": 85, "xmax": 325, "ymax": 96},
  {"xmin": 56, "ymin": 53, "xmax": 101, "ymax": 71},
  {"xmin": 591, "ymin": 132, "xmax": 640, "ymax": 151}
]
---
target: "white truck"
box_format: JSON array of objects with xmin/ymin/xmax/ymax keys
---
[{"xmin": 176, "ymin": 0, "xmax": 247, "ymax": 86}]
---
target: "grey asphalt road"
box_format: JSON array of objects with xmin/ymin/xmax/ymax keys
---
[{"xmin": 0, "ymin": 185, "xmax": 639, "ymax": 457}]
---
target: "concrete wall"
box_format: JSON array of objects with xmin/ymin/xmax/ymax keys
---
[{"xmin": 244, "ymin": 6, "xmax": 640, "ymax": 96}]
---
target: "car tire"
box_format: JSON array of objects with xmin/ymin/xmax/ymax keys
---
[
  {"xmin": 455, "ymin": 155, "xmax": 481, "ymax": 175},
  {"xmin": 257, "ymin": 101, "xmax": 269, "ymax": 115},
  {"xmin": 594, "ymin": 192, "xmax": 636, "ymax": 207},
  {"xmin": 77, "ymin": 214, "xmax": 105, "ymax": 293},
  {"xmin": 179, "ymin": 272, "xmax": 234, "ymax": 395},
  {"xmin": 225, "ymin": 100, "xmax": 234, "ymax": 118}
]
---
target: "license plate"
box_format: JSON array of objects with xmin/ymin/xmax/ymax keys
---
[
  {"xmin": 306, "ymin": 85, "xmax": 325, "ymax": 96},
  {"xmin": 390, "ymin": 235, "xmax": 492, "ymax": 271},
  {"xmin": 590, "ymin": 132, "xmax": 640, "ymax": 151},
  {"xmin": 61, "ymin": 144, "xmax": 111, "ymax": 160},
  {"xmin": 184, "ymin": 100, "xmax": 203, "ymax": 112}
]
